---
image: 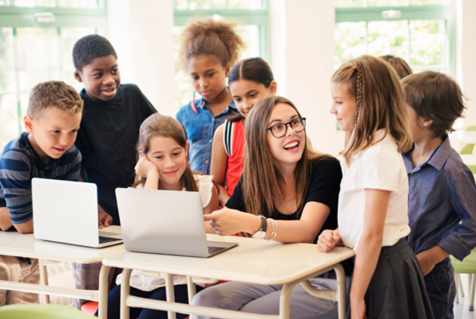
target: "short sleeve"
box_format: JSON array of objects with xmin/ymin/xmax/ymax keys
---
[
  {"xmin": 225, "ymin": 177, "xmax": 246, "ymax": 211},
  {"xmin": 195, "ymin": 174, "xmax": 214, "ymax": 207},
  {"xmin": 361, "ymin": 149, "xmax": 401, "ymax": 191},
  {"xmin": 305, "ymin": 157, "xmax": 342, "ymax": 208},
  {"xmin": 0, "ymin": 150, "xmax": 33, "ymax": 224}
]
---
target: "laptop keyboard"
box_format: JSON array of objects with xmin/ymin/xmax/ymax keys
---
[
  {"xmin": 99, "ymin": 236, "xmax": 122, "ymax": 244},
  {"xmin": 208, "ymin": 246, "xmax": 226, "ymax": 255}
]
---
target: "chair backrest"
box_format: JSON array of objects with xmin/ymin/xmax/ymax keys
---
[
  {"xmin": 466, "ymin": 126, "xmax": 476, "ymax": 131},
  {"xmin": 0, "ymin": 304, "xmax": 93, "ymax": 319}
]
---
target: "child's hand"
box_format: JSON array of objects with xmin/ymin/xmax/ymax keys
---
[
  {"xmin": 135, "ymin": 156, "xmax": 158, "ymax": 179},
  {"xmin": 350, "ymin": 297, "xmax": 367, "ymax": 319},
  {"xmin": 317, "ymin": 229, "xmax": 341, "ymax": 253},
  {"xmin": 98, "ymin": 205, "xmax": 113, "ymax": 229}
]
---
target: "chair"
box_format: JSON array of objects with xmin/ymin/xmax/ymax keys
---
[
  {"xmin": 460, "ymin": 126, "xmax": 476, "ymax": 155},
  {"xmin": 0, "ymin": 304, "xmax": 94, "ymax": 318},
  {"xmin": 451, "ymin": 249, "xmax": 476, "ymax": 311}
]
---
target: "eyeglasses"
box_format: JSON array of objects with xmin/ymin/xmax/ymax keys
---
[{"xmin": 266, "ymin": 117, "xmax": 306, "ymax": 138}]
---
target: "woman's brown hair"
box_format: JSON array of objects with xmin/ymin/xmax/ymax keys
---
[
  {"xmin": 134, "ymin": 114, "xmax": 198, "ymax": 192},
  {"xmin": 178, "ymin": 18, "xmax": 246, "ymax": 72},
  {"xmin": 242, "ymin": 96, "xmax": 326, "ymax": 218},
  {"xmin": 332, "ymin": 55, "xmax": 412, "ymax": 165}
]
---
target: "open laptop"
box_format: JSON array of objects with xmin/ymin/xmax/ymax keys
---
[
  {"xmin": 115, "ymin": 188, "xmax": 238, "ymax": 258},
  {"xmin": 32, "ymin": 178, "xmax": 123, "ymax": 248}
]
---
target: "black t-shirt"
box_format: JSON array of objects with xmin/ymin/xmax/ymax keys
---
[
  {"xmin": 75, "ymin": 84, "xmax": 157, "ymax": 225},
  {"xmin": 226, "ymin": 156, "xmax": 354, "ymax": 276}
]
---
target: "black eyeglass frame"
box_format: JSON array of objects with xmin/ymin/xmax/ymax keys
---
[{"xmin": 266, "ymin": 117, "xmax": 307, "ymax": 138}]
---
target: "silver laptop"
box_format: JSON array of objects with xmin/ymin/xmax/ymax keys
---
[
  {"xmin": 115, "ymin": 188, "xmax": 238, "ymax": 257},
  {"xmin": 32, "ymin": 178, "xmax": 123, "ymax": 248}
]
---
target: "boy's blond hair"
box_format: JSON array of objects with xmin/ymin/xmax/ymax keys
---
[{"xmin": 28, "ymin": 81, "xmax": 83, "ymax": 119}]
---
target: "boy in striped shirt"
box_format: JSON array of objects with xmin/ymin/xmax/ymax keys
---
[{"xmin": 0, "ymin": 81, "xmax": 83, "ymax": 306}]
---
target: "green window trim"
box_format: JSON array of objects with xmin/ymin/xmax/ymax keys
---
[{"xmin": 0, "ymin": 6, "xmax": 107, "ymax": 28}]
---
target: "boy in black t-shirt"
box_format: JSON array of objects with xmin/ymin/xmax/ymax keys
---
[{"xmin": 71, "ymin": 34, "xmax": 157, "ymax": 309}]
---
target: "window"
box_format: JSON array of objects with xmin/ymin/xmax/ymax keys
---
[
  {"xmin": 0, "ymin": 0, "xmax": 107, "ymax": 150},
  {"xmin": 173, "ymin": 0, "xmax": 268, "ymax": 109},
  {"xmin": 334, "ymin": 0, "xmax": 454, "ymax": 130},
  {"xmin": 334, "ymin": 0, "xmax": 455, "ymax": 75}
]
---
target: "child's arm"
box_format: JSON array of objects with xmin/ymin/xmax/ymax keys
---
[
  {"xmin": 0, "ymin": 207, "xmax": 12, "ymax": 231},
  {"xmin": 79, "ymin": 173, "xmax": 113, "ymax": 228},
  {"xmin": 135, "ymin": 156, "xmax": 160, "ymax": 190},
  {"xmin": 444, "ymin": 169, "xmax": 476, "ymax": 259},
  {"xmin": 416, "ymin": 246, "xmax": 449, "ymax": 276},
  {"xmin": 350, "ymin": 188, "xmax": 390, "ymax": 319},
  {"xmin": 203, "ymin": 184, "xmax": 219, "ymax": 215},
  {"xmin": 0, "ymin": 151, "xmax": 34, "ymax": 234},
  {"xmin": 210, "ymin": 124, "xmax": 230, "ymax": 206}
]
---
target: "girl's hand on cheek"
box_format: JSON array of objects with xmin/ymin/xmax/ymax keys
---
[
  {"xmin": 204, "ymin": 208, "xmax": 259, "ymax": 236},
  {"xmin": 135, "ymin": 156, "xmax": 159, "ymax": 179}
]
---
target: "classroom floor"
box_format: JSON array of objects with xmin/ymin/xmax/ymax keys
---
[{"xmin": 46, "ymin": 264, "xmax": 476, "ymax": 318}]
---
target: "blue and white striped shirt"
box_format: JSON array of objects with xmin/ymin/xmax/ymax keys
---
[{"xmin": 0, "ymin": 132, "xmax": 81, "ymax": 224}]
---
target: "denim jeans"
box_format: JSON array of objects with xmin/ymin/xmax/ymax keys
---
[{"xmin": 424, "ymin": 257, "xmax": 456, "ymax": 319}]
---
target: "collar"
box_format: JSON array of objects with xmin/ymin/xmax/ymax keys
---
[
  {"xmin": 403, "ymin": 136, "xmax": 452, "ymax": 172},
  {"xmin": 199, "ymin": 97, "xmax": 237, "ymax": 113}
]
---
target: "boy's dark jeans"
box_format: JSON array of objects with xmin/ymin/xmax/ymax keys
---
[{"xmin": 424, "ymin": 257, "xmax": 456, "ymax": 319}]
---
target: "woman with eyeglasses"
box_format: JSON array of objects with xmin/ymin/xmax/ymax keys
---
[{"xmin": 192, "ymin": 96, "xmax": 352, "ymax": 319}]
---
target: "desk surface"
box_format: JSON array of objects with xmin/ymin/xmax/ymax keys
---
[
  {"xmin": 0, "ymin": 226, "xmax": 124, "ymax": 263},
  {"xmin": 103, "ymin": 234, "xmax": 354, "ymax": 285}
]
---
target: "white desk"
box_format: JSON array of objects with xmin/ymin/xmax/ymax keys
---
[
  {"xmin": 103, "ymin": 234, "xmax": 354, "ymax": 319},
  {"xmin": 0, "ymin": 227, "xmax": 124, "ymax": 319}
]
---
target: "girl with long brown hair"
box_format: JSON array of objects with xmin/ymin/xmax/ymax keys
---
[
  {"xmin": 101, "ymin": 113, "xmax": 219, "ymax": 319},
  {"xmin": 318, "ymin": 55, "xmax": 433, "ymax": 319},
  {"xmin": 191, "ymin": 96, "xmax": 351, "ymax": 318}
]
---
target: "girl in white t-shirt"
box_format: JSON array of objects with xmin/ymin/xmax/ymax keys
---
[
  {"xmin": 318, "ymin": 55, "xmax": 434, "ymax": 319},
  {"xmin": 101, "ymin": 113, "xmax": 219, "ymax": 319}
]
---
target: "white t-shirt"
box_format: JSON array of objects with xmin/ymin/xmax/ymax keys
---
[
  {"xmin": 117, "ymin": 174, "xmax": 217, "ymax": 291},
  {"xmin": 338, "ymin": 129, "xmax": 410, "ymax": 253}
]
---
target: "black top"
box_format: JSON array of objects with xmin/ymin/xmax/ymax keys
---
[
  {"xmin": 75, "ymin": 84, "xmax": 157, "ymax": 225},
  {"xmin": 226, "ymin": 156, "xmax": 342, "ymax": 232},
  {"xmin": 226, "ymin": 156, "xmax": 354, "ymax": 276}
]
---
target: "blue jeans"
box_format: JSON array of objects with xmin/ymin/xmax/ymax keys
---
[
  {"xmin": 424, "ymin": 257, "xmax": 456, "ymax": 319},
  {"xmin": 95, "ymin": 284, "xmax": 203, "ymax": 319}
]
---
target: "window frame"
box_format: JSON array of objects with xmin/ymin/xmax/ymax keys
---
[
  {"xmin": 335, "ymin": 3, "xmax": 456, "ymax": 76},
  {"xmin": 0, "ymin": 1, "xmax": 107, "ymax": 139}
]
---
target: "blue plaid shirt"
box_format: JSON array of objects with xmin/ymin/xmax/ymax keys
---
[
  {"xmin": 176, "ymin": 97, "xmax": 238, "ymax": 174},
  {"xmin": 403, "ymin": 136, "xmax": 476, "ymax": 261}
]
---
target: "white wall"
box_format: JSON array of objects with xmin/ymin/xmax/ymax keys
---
[
  {"xmin": 106, "ymin": 0, "xmax": 476, "ymax": 140},
  {"xmin": 107, "ymin": 0, "xmax": 175, "ymax": 115},
  {"xmin": 270, "ymin": 0, "xmax": 344, "ymax": 156},
  {"xmin": 457, "ymin": 0, "xmax": 476, "ymax": 129}
]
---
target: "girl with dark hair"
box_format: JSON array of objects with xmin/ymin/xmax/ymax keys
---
[
  {"xmin": 175, "ymin": 18, "xmax": 246, "ymax": 175},
  {"xmin": 210, "ymin": 57, "xmax": 277, "ymax": 206}
]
